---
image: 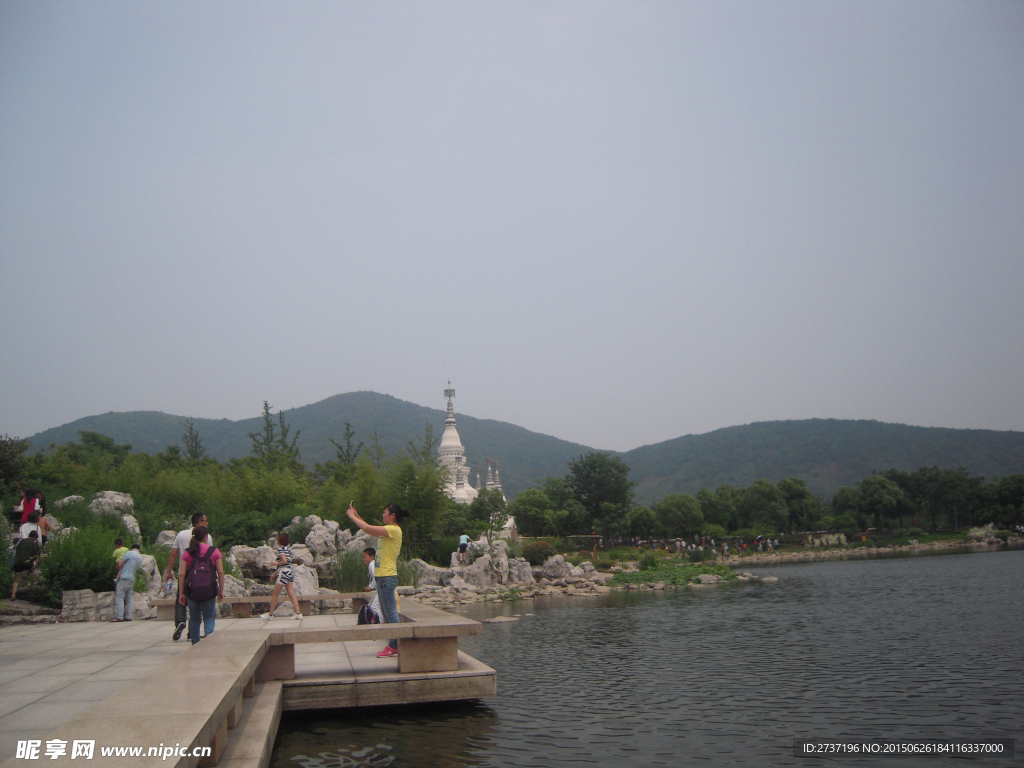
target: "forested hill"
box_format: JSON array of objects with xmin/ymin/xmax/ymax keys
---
[
  {"xmin": 25, "ymin": 394, "xmax": 1024, "ymax": 502},
  {"xmin": 25, "ymin": 392, "xmax": 595, "ymax": 500},
  {"xmin": 622, "ymin": 419, "xmax": 1024, "ymax": 502}
]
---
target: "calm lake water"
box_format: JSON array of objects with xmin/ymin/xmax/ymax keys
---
[{"xmin": 272, "ymin": 549, "xmax": 1024, "ymax": 768}]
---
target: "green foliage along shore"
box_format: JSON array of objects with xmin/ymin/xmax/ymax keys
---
[{"xmin": 2, "ymin": 411, "xmax": 1022, "ymax": 580}]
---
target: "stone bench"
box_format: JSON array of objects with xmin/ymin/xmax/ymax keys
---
[
  {"xmin": 151, "ymin": 593, "xmax": 371, "ymax": 620},
  {"xmin": 257, "ymin": 601, "xmax": 482, "ymax": 676}
]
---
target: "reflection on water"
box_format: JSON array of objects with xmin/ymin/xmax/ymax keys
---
[
  {"xmin": 272, "ymin": 550, "xmax": 1024, "ymax": 768},
  {"xmin": 276, "ymin": 701, "xmax": 496, "ymax": 768}
]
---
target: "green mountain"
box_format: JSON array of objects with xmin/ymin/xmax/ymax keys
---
[
  {"xmin": 25, "ymin": 392, "xmax": 594, "ymax": 499},
  {"xmin": 623, "ymin": 419, "xmax": 1024, "ymax": 501},
  {"xmin": 25, "ymin": 393, "xmax": 1024, "ymax": 502}
]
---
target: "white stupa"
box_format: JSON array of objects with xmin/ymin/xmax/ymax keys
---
[{"xmin": 438, "ymin": 385, "xmax": 480, "ymax": 505}]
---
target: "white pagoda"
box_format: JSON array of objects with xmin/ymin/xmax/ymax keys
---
[{"xmin": 438, "ymin": 385, "xmax": 504, "ymax": 504}]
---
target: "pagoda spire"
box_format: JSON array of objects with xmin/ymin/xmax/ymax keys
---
[{"xmin": 444, "ymin": 381, "xmax": 456, "ymax": 426}]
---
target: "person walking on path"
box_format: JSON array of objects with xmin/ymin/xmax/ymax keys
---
[
  {"xmin": 346, "ymin": 502, "xmax": 407, "ymax": 658},
  {"xmin": 112, "ymin": 544, "xmax": 143, "ymax": 622},
  {"xmin": 260, "ymin": 533, "xmax": 303, "ymax": 619},
  {"xmin": 177, "ymin": 525, "xmax": 224, "ymax": 644},
  {"xmin": 164, "ymin": 512, "xmax": 212, "ymax": 641},
  {"xmin": 10, "ymin": 530, "xmax": 40, "ymax": 600}
]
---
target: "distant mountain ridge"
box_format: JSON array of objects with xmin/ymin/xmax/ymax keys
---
[{"xmin": 24, "ymin": 392, "xmax": 1024, "ymax": 501}]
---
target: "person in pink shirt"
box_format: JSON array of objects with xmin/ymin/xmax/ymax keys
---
[{"xmin": 177, "ymin": 525, "xmax": 225, "ymax": 644}]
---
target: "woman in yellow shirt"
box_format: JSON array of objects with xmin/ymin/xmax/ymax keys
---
[{"xmin": 346, "ymin": 502, "xmax": 408, "ymax": 658}]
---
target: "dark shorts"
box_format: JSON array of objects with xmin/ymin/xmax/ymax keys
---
[
  {"xmin": 13, "ymin": 562, "xmax": 33, "ymax": 573},
  {"xmin": 459, "ymin": 544, "xmax": 468, "ymax": 553}
]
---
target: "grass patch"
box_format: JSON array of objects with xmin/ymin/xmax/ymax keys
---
[{"xmin": 609, "ymin": 563, "xmax": 737, "ymax": 587}]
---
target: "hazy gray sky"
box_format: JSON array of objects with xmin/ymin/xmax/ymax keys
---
[{"xmin": 2, "ymin": 1, "xmax": 1022, "ymax": 451}]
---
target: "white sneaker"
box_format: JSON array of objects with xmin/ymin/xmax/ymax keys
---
[
  {"xmin": 292, "ymin": 614, "xmax": 302, "ymax": 620},
  {"xmin": 259, "ymin": 613, "xmax": 271, "ymax": 619}
]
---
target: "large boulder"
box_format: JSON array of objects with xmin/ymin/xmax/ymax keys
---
[
  {"xmin": 324, "ymin": 520, "xmax": 340, "ymax": 532},
  {"xmin": 302, "ymin": 514, "xmax": 323, "ymax": 529},
  {"xmin": 120, "ymin": 514, "xmax": 141, "ymax": 543},
  {"xmin": 462, "ymin": 554, "xmax": 498, "ymax": 588},
  {"xmin": 292, "ymin": 564, "xmax": 319, "ymax": 595},
  {"xmin": 87, "ymin": 491, "xmax": 134, "ymax": 516},
  {"xmin": 406, "ymin": 558, "xmax": 451, "ymax": 587},
  {"xmin": 254, "ymin": 546, "xmax": 280, "ymax": 580},
  {"xmin": 291, "ymin": 544, "xmax": 313, "ymax": 565},
  {"xmin": 53, "ymin": 495, "xmax": 84, "ymax": 510},
  {"xmin": 138, "ymin": 554, "xmax": 162, "ymax": 592},
  {"xmin": 491, "ymin": 540, "xmax": 509, "ymax": 558},
  {"xmin": 466, "ymin": 535, "xmax": 491, "ymax": 563},
  {"xmin": 305, "ymin": 525, "xmax": 338, "ymax": 559},
  {"xmin": 344, "ymin": 530, "xmax": 376, "ymax": 553},
  {"xmin": 508, "ymin": 557, "xmax": 535, "ymax": 585},
  {"xmin": 155, "ymin": 530, "xmax": 177, "ymax": 548},
  {"xmin": 541, "ymin": 555, "xmax": 572, "ymax": 580},
  {"xmin": 231, "ymin": 546, "xmax": 260, "ymax": 578},
  {"xmin": 43, "ymin": 514, "xmax": 62, "ymax": 533},
  {"xmin": 337, "ymin": 528, "xmax": 353, "ymax": 547},
  {"xmin": 218, "ymin": 574, "xmax": 250, "ymax": 617}
]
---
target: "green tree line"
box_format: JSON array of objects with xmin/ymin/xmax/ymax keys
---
[{"xmin": 509, "ymin": 453, "xmax": 1024, "ymax": 539}]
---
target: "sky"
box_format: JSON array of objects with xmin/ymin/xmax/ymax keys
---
[{"xmin": 1, "ymin": 1, "xmax": 1022, "ymax": 452}]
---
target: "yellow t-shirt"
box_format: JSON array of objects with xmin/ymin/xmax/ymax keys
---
[
  {"xmin": 376, "ymin": 524, "xmax": 403, "ymax": 577},
  {"xmin": 113, "ymin": 546, "xmax": 128, "ymax": 561}
]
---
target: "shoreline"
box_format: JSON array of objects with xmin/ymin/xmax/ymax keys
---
[{"xmin": 717, "ymin": 536, "xmax": 1021, "ymax": 568}]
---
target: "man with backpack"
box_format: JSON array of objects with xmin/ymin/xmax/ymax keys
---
[
  {"xmin": 176, "ymin": 524, "xmax": 224, "ymax": 645},
  {"xmin": 164, "ymin": 513, "xmax": 213, "ymax": 641}
]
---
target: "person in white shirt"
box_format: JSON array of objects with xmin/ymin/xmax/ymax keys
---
[{"xmin": 164, "ymin": 512, "xmax": 213, "ymax": 641}]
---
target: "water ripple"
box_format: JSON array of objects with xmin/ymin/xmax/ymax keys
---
[{"xmin": 273, "ymin": 550, "xmax": 1024, "ymax": 768}]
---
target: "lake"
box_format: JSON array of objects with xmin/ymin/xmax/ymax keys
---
[{"xmin": 272, "ymin": 549, "xmax": 1023, "ymax": 767}]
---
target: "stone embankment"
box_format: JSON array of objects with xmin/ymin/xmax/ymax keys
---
[{"xmin": 720, "ymin": 527, "xmax": 1020, "ymax": 568}]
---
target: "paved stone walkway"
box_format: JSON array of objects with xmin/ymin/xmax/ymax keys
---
[{"xmin": 0, "ymin": 619, "xmax": 217, "ymax": 760}]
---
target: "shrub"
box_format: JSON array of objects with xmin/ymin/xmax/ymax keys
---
[
  {"xmin": 424, "ymin": 535, "xmax": 460, "ymax": 567},
  {"xmin": 994, "ymin": 530, "xmax": 1010, "ymax": 542},
  {"xmin": 688, "ymin": 548, "xmax": 713, "ymax": 563},
  {"xmin": 332, "ymin": 549, "xmax": 370, "ymax": 593},
  {"xmin": 594, "ymin": 558, "xmax": 615, "ymax": 571},
  {"xmin": 638, "ymin": 551, "xmax": 659, "ymax": 571},
  {"xmin": 522, "ymin": 541, "xmax": 556, "ymax": 566},
  {"xmin": 40, "ymin": 526, "xmax": 121, "ymax": 602}
]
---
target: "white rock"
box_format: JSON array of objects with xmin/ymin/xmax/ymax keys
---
[
  {"xmin": 120, "ymin": 514, "xmax": 141, "ymax": 542},
  {"xmin": 324, "ymin": 520, "xmax": 340, "ymax": 532},
  {"xmin": 155, "ymin": 530, "xmax": 177, "ymax": 548},
  {"xmin": 302, "ymin": 514, "xmax": 323, "ymax": 528},
  {"xmin": 305, "ymin": 525, "xmax": 338, "ymax": 558},
  {"xmin": 138, "ymin": 554, "xmax": 162, "ymax": 592},
  {"xmin": 291, "ymin": 564, "xmax": 320, "ymax": 595},
  {"xmin": 53, "ymin": 495, "xmax": 84, "ymax": 510},
  {"xmin": 508, "ymin": 557, "xmax": 535, "ymax": 585},
  {"xmin": 406, "ymin": 558, "xmax": 451, "ymax": 587},
  {"xmin": 87, "ymin": 491, "xmax": 134, "ymax": 516},
  {"xmin": 541, "ymin": 555, "xmax": 572, "ymax": 580}
]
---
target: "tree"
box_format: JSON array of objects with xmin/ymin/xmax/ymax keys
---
[
  {"xmin": 566, "ymin": 452, "xmax": 633, "ymax": 520},
  {"xmin": 508, "ymin": 488, "xmax": 554, "ymax": 537},
  {"xmin": 65, "ymin": 431, "xmax": 132, "ymax": 466},
  {"xmin": 657, "ymin": 493, "xmax": 703, "ymax": 536},
  {"xmin": 180, "ymin": 417, "xmax": 206, "ymax": 461},
  {"xmin": 697, "ymin": 485, "xmax": 737, "ymax": 530},
  {"xmin": 778, "ymin": 478, "xmax": 820, "ymax": 532},
  {"xmin": 247, "ymin": 401, "xmax": 301, "ymax": 471},
  {"xmin": 625, "ymin": 505, "xmax": 657, "ymax": 538},
  {"xmin": 368, "ymin": 429, "xmax": 389, "ymax": 471},
  {"xmin": 0, "ymin": 434, "xmax": 29, "ymax": 497},
  {"xmin": 407, "ymin": 423, "xmax": 439, "ymax": 470},
  {"xmin": 314, "ymin": 422, "xmax": 363, "ymax": 485},
  {"xmin": 468, "ymin": 488, "xmax": 508, "ymax": 537},
  {"xmin": 739, "ymin": 479, "xmax": 788, "ymax": 533},
  {"xmin": 858, "ymin": 474, "xmax": 904, "ymax": 530}
]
